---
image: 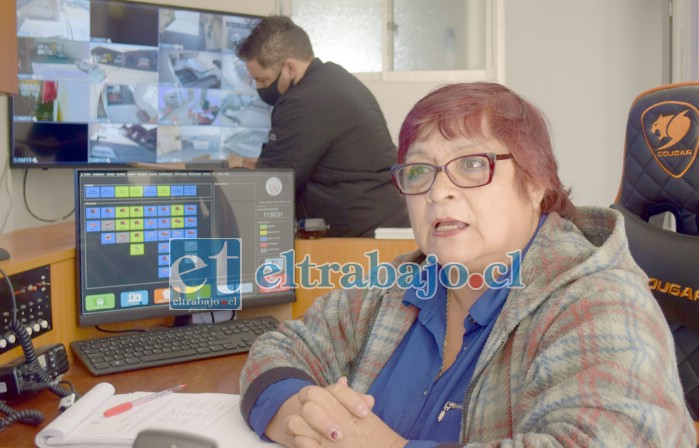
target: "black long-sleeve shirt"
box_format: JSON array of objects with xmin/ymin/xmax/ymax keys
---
[{"xmin": 256, "ymin": 58, "xmax": 409, "ymax": 237}]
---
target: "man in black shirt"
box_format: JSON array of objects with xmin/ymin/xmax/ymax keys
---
[{"xmin": 236, "ymin": 16, "xmax": 409, "ymax": 237}]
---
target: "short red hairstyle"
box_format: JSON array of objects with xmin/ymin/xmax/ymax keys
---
[{"xmin": 397, "ymin": 82, "xmax": 575, "ymax": 219}]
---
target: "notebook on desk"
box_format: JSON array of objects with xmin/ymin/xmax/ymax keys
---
[{"xmin": 35, "ymin": 382, "xmax": 280, "ymax": 448}]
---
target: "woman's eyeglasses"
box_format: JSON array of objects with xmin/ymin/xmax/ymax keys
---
[{"xmin": 391, "ymin": 153, "xmax": 514, "ymax": 195}]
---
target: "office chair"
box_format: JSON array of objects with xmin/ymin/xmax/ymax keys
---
[{"xmin": 611, "ymin": 81, "xmax": 699, "ymax": 420}]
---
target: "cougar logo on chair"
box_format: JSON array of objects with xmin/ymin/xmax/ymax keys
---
[{"xmin": 642, "ymin": 100, "xmax": 699, "ymax": 178}]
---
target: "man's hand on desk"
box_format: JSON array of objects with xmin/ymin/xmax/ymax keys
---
[{"xmin": 228, "ymin": 155, "xmax": 259, "ymax": 169}]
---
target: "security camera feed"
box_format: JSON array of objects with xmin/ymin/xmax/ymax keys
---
[{"xmin": 11, "ymin": 0, "xmax": 271, "ymax": 168}]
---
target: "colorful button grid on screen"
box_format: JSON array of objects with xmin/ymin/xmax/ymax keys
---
[
  {"xmin": 88, "ymin": 203, "xmax": 199, "ymax": 254},
  {"xmin": 84, "ymin": 184, "xmax": 198, "ymax": 199}
]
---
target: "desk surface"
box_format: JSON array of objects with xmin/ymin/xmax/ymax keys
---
[
  {"xmin": 9, "ymin": 354, "xmax": 699, "ymax": 447},
  {"xmin": 3, "ymin": 353, "xmax": 248, "ymax": 448}
]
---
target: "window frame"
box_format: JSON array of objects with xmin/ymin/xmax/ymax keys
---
[{"xmin": 279, "ymin": 0, "xmax": 505, "ymax": 83}]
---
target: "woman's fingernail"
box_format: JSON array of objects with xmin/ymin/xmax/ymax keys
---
[{"xmin": 330, "ymin": 427, "xmax": 343, "ymax": 440}]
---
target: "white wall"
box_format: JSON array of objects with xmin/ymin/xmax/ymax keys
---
[
  {"xmin": 0, "ymin": 0, "xmax": 668, "ymax": 232},
  {"xmin": 503, "ymin": 0, "xmax": 667, "ymax": 207}
]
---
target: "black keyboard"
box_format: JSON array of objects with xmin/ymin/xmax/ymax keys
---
[{"xmin": 71, "ymin": 316, "xmax": 280, "ymax": 376}]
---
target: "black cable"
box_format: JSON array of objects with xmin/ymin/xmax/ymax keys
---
[
  {"xmin": 95, "ymin": 325, "xmax": 147, "ymax": 333},
  {"xmin": 22, "ymin": 169, "xmax": 74, "ymax": 223},
  {"xmin": 58, "ymin": 381, "xmax": 75, "ymax": 396},
  {"xmin": 0, "ymin": 402, "xmax": 44, "ymax": 431}
]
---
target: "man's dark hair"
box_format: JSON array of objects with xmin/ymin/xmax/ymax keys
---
[{"xmin": 236, "ymin": 16, "xmax": 314, "ymax": 69}]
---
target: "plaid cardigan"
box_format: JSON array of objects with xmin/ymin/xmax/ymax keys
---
[{"xmin": 240, "ymin": 207, "xmax": 696, "ymax": 447}]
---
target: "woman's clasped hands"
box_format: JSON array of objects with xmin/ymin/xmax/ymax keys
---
[{"xmin": 284, "ymin": 377, "xmax": 407, "ymax": 448}]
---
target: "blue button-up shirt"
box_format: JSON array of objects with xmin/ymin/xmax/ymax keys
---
[{"xmin": 368, "ymin": 272, "xmax": 512, "ymax": 446}]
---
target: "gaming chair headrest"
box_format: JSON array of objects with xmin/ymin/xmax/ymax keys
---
[
  {"xmin": 612, "ymin": 82, "xmax": 699, "ymax": 330},
  {"xmin": 615, "ymin": 82, "xmax": 699, "ymax": 235}
]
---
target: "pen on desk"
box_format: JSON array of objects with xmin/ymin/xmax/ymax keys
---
[{"xmin": 103, "ymin": 384, "xmax": 187, "ymax": 417}]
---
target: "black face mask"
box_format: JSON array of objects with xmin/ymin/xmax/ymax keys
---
[{"xmin": 257, "ymin": 70, "xmax": 283, "ymax": 106}]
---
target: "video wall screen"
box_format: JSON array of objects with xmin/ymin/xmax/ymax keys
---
[{"xmin": 10, "ymin": 0, "xmax": 271, "ymax": 168}]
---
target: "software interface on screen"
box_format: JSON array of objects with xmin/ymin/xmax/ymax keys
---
[
  {"xmin": 11, "ymin": 0, "xmax": 271, "ymax": 167},
  {"xmin": 75, "ymin": 169, "xmax": 295, "ymax": 326}
]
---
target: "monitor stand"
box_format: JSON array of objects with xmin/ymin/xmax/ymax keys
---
[{"xmin": 173, "ymin": 310, "xmax": 234, "ymax": 326}]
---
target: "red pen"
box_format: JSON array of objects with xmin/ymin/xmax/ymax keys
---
[{"xmin": 103, "ymin": 384, "xmax": 187, "ymax": 417}]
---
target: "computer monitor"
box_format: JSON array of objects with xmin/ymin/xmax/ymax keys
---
[
  {"xmin": 10, "ymin": 0, "xmax": 270, "ymax": 168},
  {"xmin": 74, "ymin": 169, "xmax": 296, "ymax": 327}
]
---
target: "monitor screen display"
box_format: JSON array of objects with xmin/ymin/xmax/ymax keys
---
[
  {"xmin": 75, "ymin": 169, "xmax": 295, "ymax": 326},
  {"xmin": 11, "ymin": 0, "xmax": 271, "ymax": 168}
]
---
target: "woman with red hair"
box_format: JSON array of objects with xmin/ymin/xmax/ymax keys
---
[{"xmin": 240, "ymin": 82, "xmax": 695, "ymax": 447}]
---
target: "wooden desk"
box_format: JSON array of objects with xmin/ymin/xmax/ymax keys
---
[{"xmin": 2, "ymin": 353, "xmax": 248, "ymax": 447}]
